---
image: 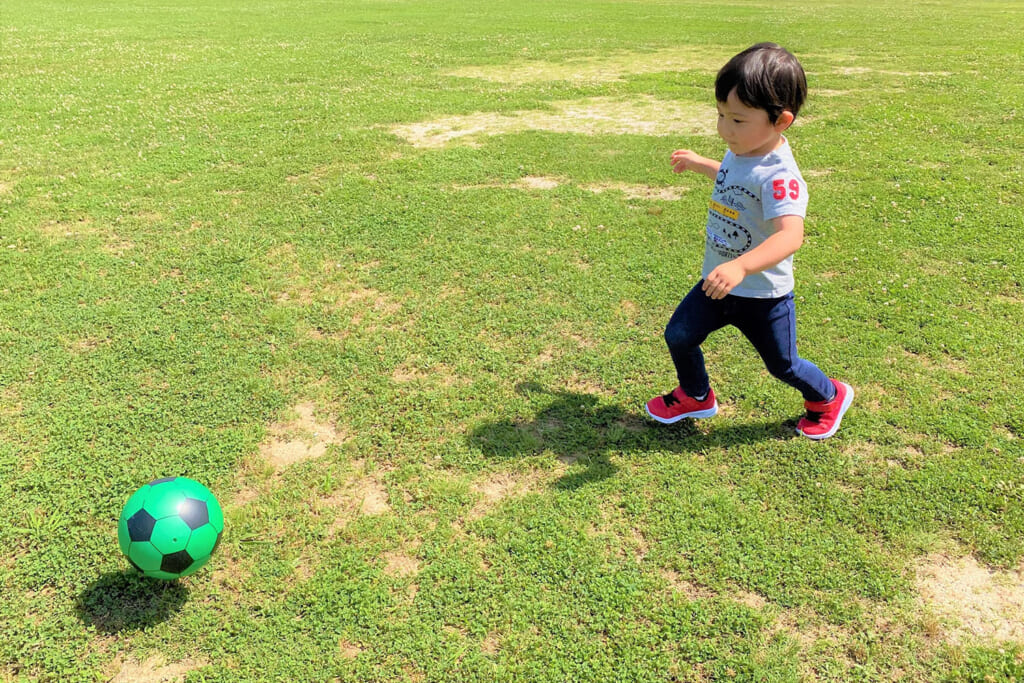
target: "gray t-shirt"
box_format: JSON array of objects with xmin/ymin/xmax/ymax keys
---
[{"xmin": 701, "ymin": 138, "xmax": 808, "ymax": 298}]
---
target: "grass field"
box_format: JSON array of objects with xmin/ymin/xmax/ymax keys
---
[{"xmin": 2, "ymin": 0, "xmax": 1023, "ymax": 680}]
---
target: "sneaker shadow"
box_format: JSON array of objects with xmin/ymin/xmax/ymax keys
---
[
  {"xmin": 469, "ymin": 382, "xmax": 794, "ymax": 490},
  {"xmin": 75, "ymin": 569, "xmax": 189, "ymax": 634}
]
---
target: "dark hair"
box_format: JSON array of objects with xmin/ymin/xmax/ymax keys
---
[{"xmin": 715, "ymin": 43, "xmax": 807, "ymax": 123}]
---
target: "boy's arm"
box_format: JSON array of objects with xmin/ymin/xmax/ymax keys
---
[
  {"xmin": 701, "ymin": 215, "xmax": 805, "ymax": 300},
  {"xmin": 670, "ymin": 150, "xmax": 720, "ymax": 180}
]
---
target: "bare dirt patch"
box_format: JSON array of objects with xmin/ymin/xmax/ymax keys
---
[
  {"xmin": 258, "ymin": 402, "xmax": 348, "ymax": 471},
  {"xmin": 357, "ymin": 477, "xmax": 391, "ymax": 515},
  {"xmin": 390, "ymin": 96, "xmax": 716, "ymax": 148},
  {"xmin": 514, "ymin": 175, "xmax": 561, "ymax": 190},
  {"xmin": 916, "ymin": 553, "xmax": 1024, "ymax": 644},
  {"xmin": 338, "ymin": 639, "xmax": 364, "ymax": 659},
  {"xmin": 322, "ymin": 460, "xmax": 393, "ymax": 535},
  {"xmin": 454, "ymin": 175, "xmax": 563, "ymax": 192},
  {"xmin": 901, "ymin": 348, "xmax": 968, "ymax": 375},
  {"xmin": 68, "ymin": 336, "xmax": 109, "ymax": 354},
  {"xmin": 481, "ymin": 632, "xmax": 501, "ymax": 656},
  {"xmin": 391, "ymin": 360, "xmax": 467, "ymax": 387},
  {"xmin": 454, "ymin": 177, "xmax": 689, "ymax": 201},
  {"xmin": 467, "ymin": 470, "xmax": 546, "ymax": 519},
  {"xmin": 382, "ymin": 548, "xmax": 422, "ymax": 577},
  {"xmin": 36, "ymin": 218, "xmax": 101, "ymax": 239},
  {"xmin": 447, "ymin": 47, "xmax": 731, "ymax": 84},
  {"xmin": 661, "ymin": 569, "xmax": 717, "ymax": 600},
  {"xmin": 34, "ymin": 217, "xmax": 135, "ymax": 255},
  {"xmin": 832, "ymin": 66, "xmax": 952, "ymax": 77},
  {"xmin": 585, "ymin": 181, "xmax": 690, "ymax": 201},
  {"xmin": 109, "ymin": 655, "xmax": 209, "ymax": 683}
]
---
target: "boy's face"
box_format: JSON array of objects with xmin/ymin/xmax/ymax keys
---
[{"xmin": 716, "ymin": 88, "xmax": 792, "ymax": 157}]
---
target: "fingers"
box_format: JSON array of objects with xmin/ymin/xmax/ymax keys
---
[
  {"xmin": 701, "ymin": 275, "xmax": 732, "ymax": 300},
  {"xmin": 701, "ymin": 279, "xmax": 723, "ymax": 300},
  {"xmin": 671, "ymin": 150, "xmax": 699, "ymax": 174}
]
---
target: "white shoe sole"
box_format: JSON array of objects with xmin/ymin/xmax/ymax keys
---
[
  {"xmin": 645, "ymin": 402, "xmax": 718, "ymax": 424},
  {"xmin": 797, "ymin": 382, "xmax": 854, "ymax": 440}
]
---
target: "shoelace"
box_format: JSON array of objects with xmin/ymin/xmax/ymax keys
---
[
  {"xmin": 662, "ymin": 390, "xmax": 679, "ymax": 407},
  {"xmin": 804, "ymin": 410, "xmax": 823, "ymax": 423}
]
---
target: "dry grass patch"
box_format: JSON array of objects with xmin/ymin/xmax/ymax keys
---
[
  {"xmin": 36, "ymin": 218, "xmax": 101, "ymax": 239},
  {"xmin": 391, "ymin": 360, "xmax": 467, "ymax": 387},
  {"xmin": 100, "ymin": 239, "xmax": 135, "ymax": 256},
  {"xmin": 901, "ymin": 349, "xmax": 968, "ymax": 375},
  {"xmin": 258, "ymin": 402, "xmax": 348, "ymax": 471},
  {"xmin": 661, "ymin": 569, "xmax": 717, "ymax": 600},
  {"xmin": 338, "ymin": 639, "xmax": 364, "ymax": 659},
  {"xmin": 446, "ymin": 46, "xmax": 732, "ymax": 84},
  {"xmin": 34, "ymin": 217, "xmax": 135, "ymax": 256},
  {"xmin": 481, "ymin": 632, "xmax": 501, "ymax": 656},
  {"xmin": 562, "ymin": 371, "xmax": 613, "ymax": 397},
  {"xmin": 514, "ymin": 175, "xmax": 561, "ymax": 190},
  {"xmin": 208, "ymin": 546, "xmax": 251, "ymax": 594},
  {"xmin": 594, "ymin": 519, "xmax": 650, "ymax": 564},
  {"xmin": 323, "ymin": 460, "xmax": 392, "ymax": 535},
  {"xmin": 585, "ymin": 182, "xmax": 690, "ymax": 201},
  {"xmin": 108, "ymin": 654, "xmax": 209, "ymax": 683},
  {"xmin": 382, "ymin": 547, "xmax": 422, "ymax": 578},
  {"xmin": 323, "ymin": 280, "xmax": 404, "ymax": 331},
  {"xmin": 831, "ymin": 66, "xmax": 952, "ymax": 78},
  {"xmin": 768, "ymin": 606, "xmax": 861, "ymax": 676},
  {"xmin": 67, "ymin": 336, "xmax": 109, "ymax": 354},
  {"xmin": 915, "ymin": 552, "xmax": 1024, "ymax": 645},
  {"xmin": 467, "ymin": 470, "xmax": 547, "ymax": 519},
  {"xmin": 390, "ymin": 96, "xmax": 717, "ymax": 149},
  {"xmin": 736, "ymin": 590, "xmax": 768, "ymax": 610},
  {"xmin": 454, "ymin": 177, "xmax": 689, "ymax": 201}
]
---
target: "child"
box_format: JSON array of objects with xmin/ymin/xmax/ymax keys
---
[{"xmin": 645, "ymin": 42, "xmax": 853, "ymax": 440}]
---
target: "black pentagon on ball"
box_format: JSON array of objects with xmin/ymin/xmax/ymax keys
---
[
  {"xmin": 161, "ymin": 549, "xmax": 195, "ymax": 575},
  {"xmin": 177, "ymin": 497, "xmax": 209, "ymax": 530},
  {"xmin": 127, "ymin": 509, "xmax": 157, "ymax": 542},
  {"xmin": 150, "ymin": 476, "xmax": 177, "ymax": 486}
]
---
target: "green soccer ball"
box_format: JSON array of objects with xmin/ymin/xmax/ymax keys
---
[{"xmin": 118, "ymin": 476, "xmax": 224, "ymax": 580}]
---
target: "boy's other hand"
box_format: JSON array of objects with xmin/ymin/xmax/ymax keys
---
[
  {"xmin": 670, "ymin": 149, "xmax": 702, "ymax": 174},
  {"xmin": 702, "ymin": 261, "xmax": 746, "ymax": 299}
]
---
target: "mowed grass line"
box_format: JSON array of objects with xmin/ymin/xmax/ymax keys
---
[{"xmin": 1, "ymin": 0, "xmax": 1023, "ymax": 680}]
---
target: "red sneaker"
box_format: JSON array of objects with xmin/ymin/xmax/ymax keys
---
[
  {"xmin": 796, "ymin": 380, "xmax": 854, "ymax": 440},
  {"xmin": 645, "ymin": 386, "xmax": 717, "ymax": 424}
]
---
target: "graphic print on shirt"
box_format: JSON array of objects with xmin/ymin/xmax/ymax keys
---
[
  {"xmin": 715, "ymin": 167, "xmax": 728, "ymax": 189},
  {"xmin": 706, "ymin": 185, "xmax": 755, "ymax": 257}
]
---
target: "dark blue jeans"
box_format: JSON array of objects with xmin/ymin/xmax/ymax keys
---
[{"xmin": 664, "ymin": 281, "xmax": 834, "ymax": 403}]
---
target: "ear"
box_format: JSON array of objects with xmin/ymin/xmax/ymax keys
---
[{"xmin": 774, "ymin": 110, "xmax": 795, "ymax": 132}]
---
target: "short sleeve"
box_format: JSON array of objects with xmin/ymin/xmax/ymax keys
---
[{"xmin": 761, "ymin": 174, "xmax": 808, "ymax": 220}]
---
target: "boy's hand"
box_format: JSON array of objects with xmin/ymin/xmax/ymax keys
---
[
  {"xmin": 670, "ymin": 149, "xmax": 702, "ymax": 174},
  {"xmin": 702, "ymin": 261, "xmax": 746, "ymax": 299},
  {"xmin": 670, "ymin": 150, "xmax": 720, "ymax": 179}
]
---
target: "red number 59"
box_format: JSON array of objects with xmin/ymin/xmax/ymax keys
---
[{"xmin": 772, "ymin": 178, "xmax": 800, "ymax": 200}]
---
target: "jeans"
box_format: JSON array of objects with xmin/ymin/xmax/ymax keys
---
[{"xmin": 664, "ymin": 281, "xmax": 834, "ymax": 403}]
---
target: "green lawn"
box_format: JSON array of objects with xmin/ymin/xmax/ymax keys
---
[{"xmin": 2, "ymin": 0, "xmax": 1023, "ymax": 680}]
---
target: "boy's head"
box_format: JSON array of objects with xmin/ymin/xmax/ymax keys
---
[{"xmin": 715, "ymin": 43, "xmax": 807, "ymax": 124}]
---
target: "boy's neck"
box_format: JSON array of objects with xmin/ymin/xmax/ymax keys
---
[{"xmin": 737, "ymin": 134, "xmax": 787, "ymax": 158}]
